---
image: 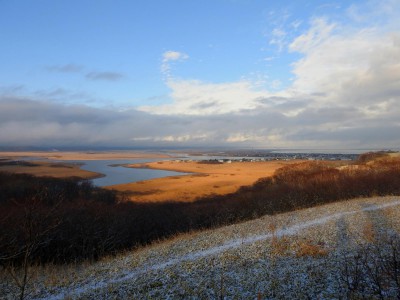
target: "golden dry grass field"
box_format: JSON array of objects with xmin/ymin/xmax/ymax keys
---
[
  {"xmin": 0, "ymin": 160, "xmax": 100, "ymax": 179},
  {"xmin": 0, "ymin": 151, "xmax": 349, "ymax": 203},
  {"xmin": 0, "ymin": 151, "xmax": 169, "ymax": 179},
  {"xmin": 108, "ymin": 160, "xmax": 305, "ymax": 202}
]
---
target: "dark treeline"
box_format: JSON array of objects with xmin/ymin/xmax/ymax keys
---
[{"xmin": 1, "ymin": 153, "xmax": 400, "ymax": 265}]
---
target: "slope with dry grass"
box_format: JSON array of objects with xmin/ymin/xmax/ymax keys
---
[
  {"xmin": 2, "ymin": 152, "xmax": 400, "ymax": 299},
  {"xmin": 2, "ymin": 196, "xmax": 400, "ymax": 299}
]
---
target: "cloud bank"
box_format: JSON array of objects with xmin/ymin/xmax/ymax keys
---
[{"xmin": 2, "ymin": 1, "xmax": 400, "ymax": 149}]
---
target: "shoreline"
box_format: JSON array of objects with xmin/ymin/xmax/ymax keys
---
[
  {"xmin": 0, "ymin": 151, "xmax": 171, "ymax": 180},
  {"xmin": 0, "ymin": 150, "xmax": 172, "ymax": 161}
]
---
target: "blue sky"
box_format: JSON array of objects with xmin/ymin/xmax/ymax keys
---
[{"xmin": 1, "ymin": 0, "xmax": 399, "ymax": 149}]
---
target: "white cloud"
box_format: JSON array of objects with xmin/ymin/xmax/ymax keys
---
[
  {"xmin": 143, "ymin": 6, "xmax": 400, "ymax": 134},
  {"xmin": 269, "ymin": 27, "xmax": 287, "ymax": 51},
  {"xmin": 289, "ymin": 17, "xmax": 400, "ymax": 107},
  {"xmin": 347, "ymin": 0, "xmax": 400, "ymax": 26},
  {"xmin": 136, "ymin": 0, "xmax": 400, "ymax": 148},
  {"xmin": 291, "ymin": 20, "xmax": 302, "ymax": 30},
  {"xmin": 154, "ymin": 134, "xmax": 209, "ymax": 142},
  {"xmin": 139, "ymin": 79, "xmax": 271, "ymax": 115},
  {"xmin": 270, "ymin": 80, "xmax": 282, "ymax": 90},
  {"xmin": 162, "ymin": 51, "xmax": 189, "ymax": 62},
  {"xmin": 161, "ymin": 50, "xmax": 189, "ymax": 77},
  {"xmin": 226, "ymin": 132, "xmax": 264, "ymax": 143},
  {"xmin": 289, "ymin": 18, "xmax": 335, "ymax": 54}
]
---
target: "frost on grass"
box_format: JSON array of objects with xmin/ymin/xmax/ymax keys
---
[{"xmin": 1, "ymin": 196, "xmax": 400, "ymax": 299}]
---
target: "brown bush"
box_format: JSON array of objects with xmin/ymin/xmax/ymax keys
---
[
  {"xmin": 295, "ymin": 240, "xmax": 328, "ymax": 257},
  {"xmin": 357, "ymin": 151, "xmax": 393, "ymax": 163}
]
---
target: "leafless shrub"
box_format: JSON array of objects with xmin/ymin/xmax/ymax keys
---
[
  {"xmin": 1, "ymin": 189, "xmax": 62, "ymax": 299},
  {"xmin": 337, "ymin": 231, "xmax": 400, "ymax": 298}
]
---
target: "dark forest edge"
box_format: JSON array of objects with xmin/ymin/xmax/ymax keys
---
[{"xmin": 1, "ymin": 151, "xmax": 400, "ymax": 266}]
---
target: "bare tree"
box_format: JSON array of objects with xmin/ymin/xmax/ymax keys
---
[{"xmin": 1, "ymin": 188, "xmax": 62, "ymax": 300}]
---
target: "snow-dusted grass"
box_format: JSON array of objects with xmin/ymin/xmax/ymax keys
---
[{"xmin": 2, "ymin": 196, "xmax": 400, "ymax": 299}]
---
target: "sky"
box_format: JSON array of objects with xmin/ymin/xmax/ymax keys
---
[{"xmin": 1, "ymin": 0, "xmax": 399, "ymax": 150}]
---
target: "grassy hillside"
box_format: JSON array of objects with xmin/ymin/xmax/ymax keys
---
[
  {"xmin": 2, "ymin": 196, "xmax": 400, "ymax": 299},
  {"xmin": 1, "ymin": 153, "xmax": 400, "ymax": 265},
  {"xmin": 1, "ymin": 152, "xmax": 400, "ymax": 298}
]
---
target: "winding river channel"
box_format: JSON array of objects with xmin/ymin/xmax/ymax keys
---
[
  {"xmin": 20, "ymin": 157, "xmax": 189, "ymax": 187},
  {"xmin": 73, "ymin": 159, "xmax": 189, "ymax": 187}
]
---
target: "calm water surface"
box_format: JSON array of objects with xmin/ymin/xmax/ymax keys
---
[{"xmin": 74, "ymin": 159, "xmax": 189, "ymax": 187}]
